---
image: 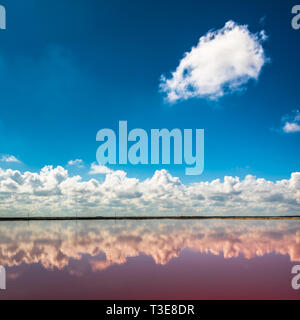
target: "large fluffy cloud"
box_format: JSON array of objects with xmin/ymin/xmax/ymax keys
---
[
  {"xmin": 160, "ymin": 21, "xmax": 267, "ymax": 102},
  {"xmin": 0, "ymin": 164, "xmax": 300, "ymax": 216}
]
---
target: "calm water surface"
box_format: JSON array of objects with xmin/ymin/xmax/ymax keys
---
[{"xmin": 0, "ymin": 219, "xmax": 300, "ymax": 300}]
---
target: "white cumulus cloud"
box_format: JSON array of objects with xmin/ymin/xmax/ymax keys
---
[
  {"xmin": 0, "ymin": 164, "xmax": 300, "ymax": 217},
  {"xmin": 160, "ymin": 20, "xmax": 267, "ymax": 102}
]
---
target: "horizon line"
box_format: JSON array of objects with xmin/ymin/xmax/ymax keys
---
[{"xmin": 0, "ymin": 215, "xmax": 300, "ymax": 222}]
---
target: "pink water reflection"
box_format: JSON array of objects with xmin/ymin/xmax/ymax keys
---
[{"xmin": 0, "ymin": 219, "xmax": 300, "ymax": 299}]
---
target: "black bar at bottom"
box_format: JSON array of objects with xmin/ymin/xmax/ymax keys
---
[{"xmin": 0, "ymin": 300, "xmax": 299, "ymax": 318}]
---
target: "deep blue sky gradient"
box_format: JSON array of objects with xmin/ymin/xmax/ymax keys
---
[{"xmin": 0, "ymin": 0, "xmax": 299, "ymax": 183}]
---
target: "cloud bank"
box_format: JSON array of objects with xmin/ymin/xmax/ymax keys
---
[
  {"xmin": 160, "ymin": 21, "xmax": 267, "ymax": 102},
  {"xmin": 0, "ymin": 164, "xmax": 300, "ymax": 216}
]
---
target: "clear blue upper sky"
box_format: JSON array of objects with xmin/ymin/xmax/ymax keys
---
[{"xmin": 0, "ymin": 0, "xmax": 299, "ymax": 183}]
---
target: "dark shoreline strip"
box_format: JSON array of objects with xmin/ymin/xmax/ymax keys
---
[{"xmin": 0, "ymin": 216, "xmax": 300, "ymax": 221}]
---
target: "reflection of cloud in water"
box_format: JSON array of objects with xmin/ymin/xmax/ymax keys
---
[{"xmin": 0, "ymin": 220, "xmax": 300, "ymax": 272}]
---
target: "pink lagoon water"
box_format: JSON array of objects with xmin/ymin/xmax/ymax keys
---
[{"xmin": 0, "ymin": 219, "xmax": 300, "ymax": 300}]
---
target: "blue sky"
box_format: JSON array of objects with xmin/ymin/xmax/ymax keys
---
[{"xmin": 0, "ymin": 0, "xmax": 299, "ymax": 184}]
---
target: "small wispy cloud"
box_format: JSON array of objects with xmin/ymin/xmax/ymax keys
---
[
  {"xmin": 68, "ymin": 159, "xmax": 84, "ymax": 167},
  {"xmin": 160, "ymin": 20, "xmax": 267, "ymax": 103},
  {"xmin": 282, "ymin": 110, "xmax": 300, "ymax": 133},
  {"xmin": 89, "ymin": 162, "xmax": 112, "ymax": 175},
  {"xmin": 259, "ymin": 16, "xmax": 266, "ymax": 26},
  {"xmin": 0, "ymin": 155, "xmax": 21, "ymax": 163}
]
